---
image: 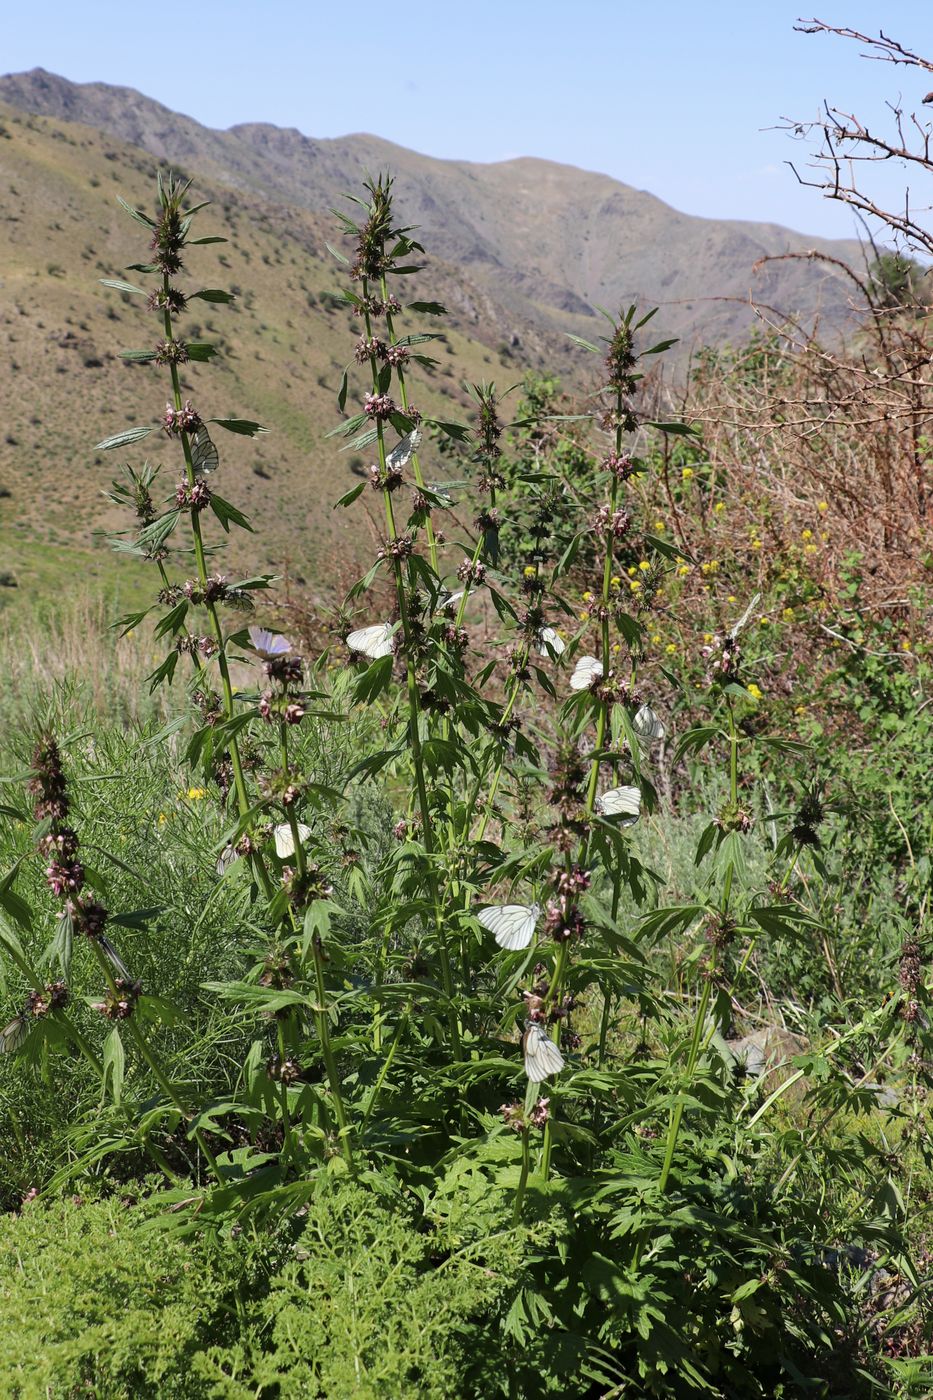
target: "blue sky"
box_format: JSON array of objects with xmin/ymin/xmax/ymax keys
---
[{"xmin": 5, "ymin": 1, "xmax": 932, "ymax": 240}]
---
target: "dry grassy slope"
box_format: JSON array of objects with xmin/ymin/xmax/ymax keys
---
[
  {"xmin": 0, "ymin": 68, "xmax": 865, "ymax": 350},
  {"xmin": 0, "ymin": 101, "xmax": 577, "ymax": 599}
]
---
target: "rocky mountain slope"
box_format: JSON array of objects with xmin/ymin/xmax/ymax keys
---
[{"xmin": 1, "ymin": 68, "xmax": 866, "ymax": 349}]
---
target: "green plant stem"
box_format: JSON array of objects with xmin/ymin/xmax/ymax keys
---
[
  {"xmin": 90, "ymin": 939, "xmax": 220, "ymax": 1180},
  {"xmin": 161, "ymin": 284, "xmax": 273, "ymax": 903},
  {"xmin": 360, "ymin": 1008, "xmax": 409, "ymax": 1130},
  {"xmin": 362, "ymin": 291, "xmax": 460, "ymax": 1059},
  {"xmin": 279, "ymin": 723, "xmax": 353, "ymax": 1164},
  {"xmin": 275, "ymin": 1017, "xmax": 297, "ymax": 1163},
  {"xmin": 512, "ymin": 1128, "xmax": 532, "ymax": 1225},
  {"xmin": 657, "ymin": 968, "xmax": 714, "ymax": 1198},
  {"xmin": 383, "ymin": 288, "xmax": 438, "ymax": 575}
]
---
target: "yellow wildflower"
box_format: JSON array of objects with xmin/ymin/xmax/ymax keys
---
[
  {"xmin": 703, "ymin": 632, "xmax": 713, "ymax": 643},
  {"xmin": 654, "ymin": 519, "xmax": 665, "ymax": 531},
  {"xmin": 759, "ymin": 617, "xmax": 770, "ymax": 626},
  {"xmin": 681, "ymin": 467, "xmax": 694, "ymax": 480},
  {"xmin": 820, "ymin": 531, "xmax": 829, "ymax": 542},
  {"xmin": 804, "ymin": 543, "xmax": 817, "ymax": 556},
  {"xmin": 523, "ymin": 565, "xmax": 536, "ymax": 578},
  {"xmin": 611, "ymin": 642, "xmax": 621, "ymax": 654},
  {"xmin": 187, "ymin": 787, "xmax": 206, "ymax": 801},
  {"xmin": 751, "ymin": 539, "xmax": 762, "ymax": 550},
  {"xmin": 795, "ymin": 704, "xmax": 807, "ymax": 715},
  {"xmin": 817, "ymin": 500, "xmax": 828, "ymax": 513},
  {"xmin": 158, "ymin": 812, "xmax": 167, "ymax": 825},
  {"xmin": 627, "ymin": 565, "xmax": 637, "ymax": 577},
  {"xmin": 582, "ymin": 590, "xmax": 593, "ymax": 602},
  {"xmin": 782, "ymin": 607, "xmax": 794, "ymax": 621},
  {"xmin": 676, "ymin": 563, "xmax": 690, "ymax": 577},
  {"xmin": 728, "ymin": 595, "xmax": 737, "ymax": 603},
  {"xmin": 638, "ymin": 560, "xmax": 650, "ymax": 572},
  {"xmin": 713, "ymin": 501, "xmax": 725, "ymax": 514},
  {"xmin": 801, "ymin": 528, "xmax": 813, "ymax": 541},
  {"xmin": 579, "ymin": 610, "xmax": 590, "ymax": 621},
  {"xmin": 651, "ymin": 633, "xmax": 662, "ymax": 644},
  {"xmin": 629, "ymin": 580, "xmax": 642, "ymax": 592},
  {"xmin": 610, "ymin": 575, "xmax": 621, "ymax": 588},
  {"xmin": 666, "ymin": 643, "xmax": 677, "ymax": 654},
  {"xmin": 747, "ymin": 683, "xmax": 763, "ymax": 700},
  {"xmin": 902, "ymin": 639, "xmax": 912, "ymax": 652}
]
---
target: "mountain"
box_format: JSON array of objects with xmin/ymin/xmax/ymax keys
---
[
  {"xmin": 1, "ymin": 68, "xmax": 865, "ymax": 349},
  {"xmin": 0, "ymin": 70, "xmax": 868, "ymax": 604},
  {"xmin": 0, "ymin": 98, "xmax": 575, "ymax": 597}
]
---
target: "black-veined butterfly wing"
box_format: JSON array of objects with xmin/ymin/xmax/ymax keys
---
[
  {"xmin": 0, "ymin": 1014, "xmax": 30, "ymax": 1056},
  {"xmin": 346, "ymin": 623, "xmax": 394, "ymax": 660},
  {"xmin": 633, "ymin": 703, "xmax": 666, "ymax": 743},
  {"xmin": 596, "ymin": 785, "xmax": 641, "ymax": 824},
  {"xmin": 536, "ymin": 626, "xmax": 566, "ymax": 658},
  {"xmin": 99, "ymin": 935, "xmax": 132, "ymax": 983},
  {"xmin": 570, "ymin": 655, "xmax": 603, "ymax": 691},
  {"xmin": 190, "ymin": 426, "xmax": 219, "ymax": 477},
  {"xmin": 728, "ymin": 592, "xmax": 762, "ymax": 640},
  {"xmin": 478, "ymin": 903, "xmax": 540, "ymax": 951},
  {"xmin": 522, "ymin": 1023, "xmax": 565, "ymax": 1081}
]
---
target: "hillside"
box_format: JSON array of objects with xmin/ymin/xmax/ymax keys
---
[
  {"xmin": 0, "ymin": 68, "xmax": 867, "ymax": 348},
  {"xmin": 0, "ymin": 100, "xmax": 575, "ymax": 601}
]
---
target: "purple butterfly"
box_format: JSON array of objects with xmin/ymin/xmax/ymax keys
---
[{"xmin": 247, "ymin": 626, "xmax": 294, "ymax": 660}]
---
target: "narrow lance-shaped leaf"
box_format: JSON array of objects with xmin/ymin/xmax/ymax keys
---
[{"xmin": 95, "ymin": 426, "xmax": 152, "ymax": 452}]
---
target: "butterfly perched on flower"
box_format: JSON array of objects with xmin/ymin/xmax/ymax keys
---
[
  {"xmin": 247, "ymin": 626, "xmax": 294, "ymax": 660},
  {"xmin": 633, "ymin": 703, "xmax": 666, "ymax": 743},
  {"xmin": 0, "ymin": 1013, "xmax": 30, "ymax": 1056},
  {"xmin": 386, "ymin": 429, "xmax": 422, "ymax": 471},
  {"xmin": 99, "ymin": 934, "xmax": 133, "ymax": 983},
  {"xmin": 189, "ymin": 426, "xmax": 219, "ymax": 478},
  {"xmin": 273, "ymin": 822, "xmax": 312, "ymax": 858},
  {"xmin": 478, "ymin": 902, "xmax": 540, "ymax": 951},
  {"xmin": 570, "ymin": 655, "xmax": 603, "ymax": 691},
  {"xmin": 536, "ymin": 626, "xmax": 565, "ymax": 658},
  {"xmin": 522, "ymin": 1022, "xmax": 565, "ymax": 1081},
  {"xmin": 438, "ymin": 589, "xmax": 465, "ymax": 614},
  {"xmin": 595, "ymin": 785, "xmax": 641, "ymax": 824},
  {"xmin": 728, "ymin": 593, "xmax": 762, "ymax": 640},
  {"xmin": 346, "ymin": 623, "xmax": 395, "ymax": 661}
]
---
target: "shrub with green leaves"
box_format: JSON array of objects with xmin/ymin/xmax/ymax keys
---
[{"xmin": 0, "ymin": 170, "xmax": 930, "ymax": 1397}]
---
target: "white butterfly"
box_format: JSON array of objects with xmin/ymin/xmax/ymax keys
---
[
  {"xmin": 386, "ymin": 429, "xmax": 421, "ymax": 470},
  {"xmin": 190, "ymin": 426, "xmax": 219, "ymax": 477},
  {"xmin": 728, "ymin": 592, "xmax": 762, "ymax": 640},
  {"xmin": 216, "ymin": 843, "xmax": 239, "ymax": 877},
  {"xmin": 273, "ymin": 822, "xmax": 311, "ymax": 858},
  {"xmin": 536, "ymin": 626, "xmax": 566, "ymax": 658},
  {"xmin": 596, "ymin": 785, "xmax": 642, "ymax": 824},
  {"xmin": 570, "ymin": 655, "xmax": 603, "ymax": 691},
  {"xmin": 478, "ymin": 902, "xmax": 540, "ymax": 951},
  {"xmin": 438, "ymin": 589, "xmax": 465, "ymax": 613},
  {"xmin": 346, "ymin": 622, "xmax": 395, "ymax": 660},
  {"xmin": 633, "ymin": 704, "xmax": 666, "ymax": 743},
  {"xmin": 248, "ymin": 626, "xmax": 293, "ymax": 659},
  {"xmin": 522, "ymin": 1022, "xmax": 565, "ymax": 1081},
  {"xmin": 0, "ymin": 1014, "xmax": 30, "ymax": 1056},
  {"xmin": 99, "ymin": 934, "xmax": 132, "ymax": 983}
]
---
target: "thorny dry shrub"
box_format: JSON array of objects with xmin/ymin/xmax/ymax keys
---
[{"xmin": 674, "ymin": 262, "xmax": 933, "ymax": 608}]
